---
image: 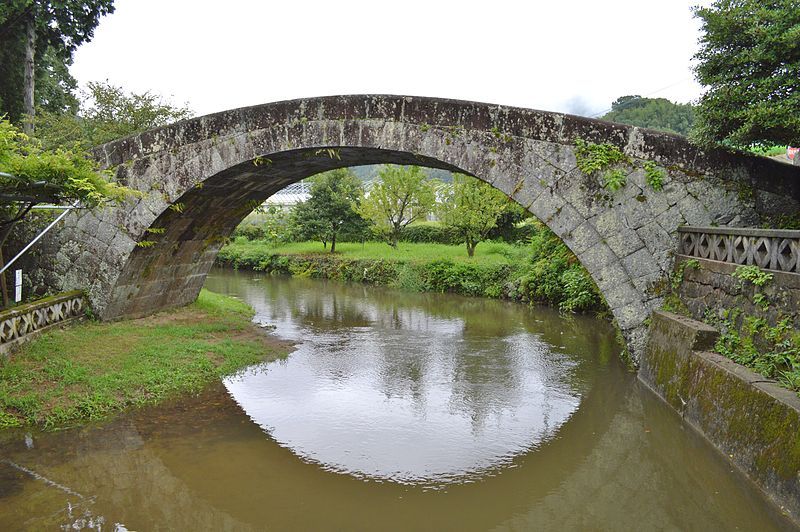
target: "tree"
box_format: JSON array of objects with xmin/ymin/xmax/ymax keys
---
[
  {"xmin": 692, "ymin": 1, "xmax": 800, "ymax": 148},
  {"xmin": 291, "ymin": 168, "xmax": 367, "ymax": 253},
  {"xmin": 0, "ymin": 118, "xmax": 132, "ymax": 306},
  {"xmin": 488, "ymin": 201, "xmax": 531, "ymax": 242},
  {"xmin": 356, "ymin": 165, "xmax": 437, "ymax": 248},
  {"xmin": 601, "ymin": 96, "xmax": 695, "ymax": 136},
  {"xmin": 34, "ymin": 81, "xmax": 193, "ymax": 150},
  {"xmin": 437, "ymin": 174, "xmax": 510, "ymax": 257},
  {"xmin": 0, "ymin": 1, "xmax": 115, "ymax": 132}
]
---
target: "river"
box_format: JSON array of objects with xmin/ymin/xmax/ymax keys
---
[{"xmin": 0, "ymin": 268, "xmax": 794, "ymax": 530}]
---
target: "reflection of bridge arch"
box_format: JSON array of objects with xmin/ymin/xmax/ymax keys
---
[{"xmin": 31, "ymin": 95, "xmax": 800, "ymax": 358}]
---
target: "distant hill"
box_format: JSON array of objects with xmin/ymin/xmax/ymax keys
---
[{"xmin": 601, "ymin": 95, "xmax": 695, "ymax": 137}]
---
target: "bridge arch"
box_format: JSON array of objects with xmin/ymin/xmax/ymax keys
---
[{"xmin": 32, "ymin": 95, "xmax": 800, "ymax": 359}]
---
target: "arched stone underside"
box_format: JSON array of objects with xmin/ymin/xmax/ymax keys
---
[{"xmin": 32, "ymin": 95, "xmax": 800, "ymax": 361}]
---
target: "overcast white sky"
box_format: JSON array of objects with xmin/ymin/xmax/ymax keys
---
[{"xmin": 71, "ymin": 0, "xmax": 712, "ymax": 118}]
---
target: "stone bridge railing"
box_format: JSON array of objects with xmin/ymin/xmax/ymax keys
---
[
  {"xmin": 678, "ymin": 226, "xmax": 800, "ymax": 274},
  {"xmin": 0, "ymin": 290, "xmax": 86, "ymax": 354}
]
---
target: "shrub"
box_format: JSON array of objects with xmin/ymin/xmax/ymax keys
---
[
  {"xmin": 515, "ymin": 223, "xmax": 602, "ymax": 311},
  {"xmin": 400, "ymin": 223, "xmax": 461, "ymax": 245},
  {"xmin": 233, "ymin": 223, "xmax": 266, "ymax": 241}
]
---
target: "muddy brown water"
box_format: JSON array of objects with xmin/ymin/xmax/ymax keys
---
[{"xmin": 0, "ymin": 268, "xmax": 795, "ymax": 530}]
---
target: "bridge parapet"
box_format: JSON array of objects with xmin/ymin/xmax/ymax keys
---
[
  {"xmin": 678, "ymin": 226, "xmax": 800, "ymax": 274},
  {"xmin": 0, "ymin": 290, "xmax": 86, "ymax": 355}
]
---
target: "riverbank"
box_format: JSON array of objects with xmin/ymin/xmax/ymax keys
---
[
  {"xmin": 216, "ymin": 237, "xmax": 605, "ymax": 314},
  {"xmin": 0, "ymin": 290, "xmax": 292, "ymax": 429}
]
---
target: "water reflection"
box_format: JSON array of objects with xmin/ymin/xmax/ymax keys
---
[{"xmin": 213, "ymin": 272, "xmax": 592, "ymax": 485}]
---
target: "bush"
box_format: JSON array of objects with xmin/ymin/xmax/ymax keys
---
[
  {"xmin": 513, "ymin": 223, "xmax": 602, "ymax": 312},
  {"xmin": 506, "ymin": 221, "xmax": 538, "ymax": 244},
  {"xmin": 402, "ymin": 220, "xmax": 537, "ymax": 245},
  {"xmin": 233, "ymin": 223, "xmax": 266, "ymax": 241},
  {"xmin": 400, "ymin": 223, "xmax": 461, "ymax": 245},
  {"xmin": 559, "ymin": 267, "xmax": 601, "ymax": 313}
]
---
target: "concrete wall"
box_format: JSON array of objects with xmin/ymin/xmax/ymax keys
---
[{"xmin": 640, "ymin": 310, "xmax": 800, "ymax": 522}]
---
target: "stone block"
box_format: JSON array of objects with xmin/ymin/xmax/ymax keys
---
[
  {"xmin": 530, "ymin": 188, "xmax": 566, "ymax": 222},
  {"xmin": 547, "ymin": 202, "xmax": 585, "ymax": 239},
  {"xmin": 622, "ymin": 247, "xmax": 662, "ymax": 279},
  {"xmin": 603, "ymin": 281, "xmax": 640, "ymax": 311},
  {"xmin": 563, "ymin": 221, "xmax": 602, "ymax": 255}
]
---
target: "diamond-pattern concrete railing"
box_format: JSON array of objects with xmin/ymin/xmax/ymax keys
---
[
  {"xmin": 678, "ymin": 226, "xmax": 800, "ymax": 273},
  {"xmin": 0, "ymin": 290, "xmax": 85, "ymax": 352}
]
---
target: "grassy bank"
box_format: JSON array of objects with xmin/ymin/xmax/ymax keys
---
[
  {"xmin": 217, "ymin": 235, "xmax": 604, "ymax": 314},
  {"xmin": 220, "ymin": 240, "xmax": 527, "ymax": 265},
  {"xmin": 0, "ymin": 290, "xmax": 291, "ymax": 429}
]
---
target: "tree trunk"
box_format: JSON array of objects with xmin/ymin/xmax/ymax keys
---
[
  {"xmin": 466, "ymin": 241, "xmax": 476, "ymax": 257},
  {"xmin": 330, "ymin": 232, "xmax": 336, "ymax": 253},
  {"xmin": 0, "ymin": 219, "xmax": 17, "ymax": 309},
  {"xmin": 22, "ymin": 14, "xmax": 36, "ymax": 135}
]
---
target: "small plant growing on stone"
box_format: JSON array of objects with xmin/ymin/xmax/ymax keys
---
[
  {"xmin": 732, "ymin": 265, "xmax": 773, "ymax": 287},
  {"xmin": 574, "ymin": 139, "xmax": 629, "ymax": 175},
  {"xmin": 670, "ymin": 258, "xmax": 700, "ymax": 290},
  {"xmin": 314, "ymin": 148, "xmax": 341, "ymax": 160},
  {"xmin": 490, "ymin": 126, "xmax": 512, "ymax": 143},
  {"xmin": 753, "ymin": 293, "xmax": 770, "ymax": 310},
  {"xmin": 644, "ymin": 161, "xmax": 665, "ymax": 191},
  {"xmin": 574, "ymin": 139, "xmax": 631, "ymax": 193},
  {"xmin": 602, "ymin": 169, "xmax": 627, "ymax": 191}
]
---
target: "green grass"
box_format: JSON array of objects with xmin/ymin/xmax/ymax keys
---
[
  {"xmin": 0, "ymin": 289, "xmax": 289, "ymax": 429},
  {"xmin": 222, "ymin": 238, "xmax": 527, "ymax": 265}
]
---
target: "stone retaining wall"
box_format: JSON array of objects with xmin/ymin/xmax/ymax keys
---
[
  {"xmin": 674, "ymin": 254, "xmax": 800, "ymax": 329},
  {"xmin": 640, "ymin": 310, "xmax": 800, "ymax": 522},
  {"xmin": 0, "ymin": 291, "xmax": 86, "ymax": 355}
]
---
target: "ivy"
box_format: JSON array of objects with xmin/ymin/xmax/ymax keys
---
[
  {"xmin": 753, "ymin": 293, "xmax": 769, "ymax": 310},
  {"xmin": 670, "ymin": 258, "xmax": 700, "ymax": 290}
]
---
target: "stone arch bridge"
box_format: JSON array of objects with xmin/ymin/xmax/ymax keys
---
[{"xmin": 27, "ymin": 95, "xmax": 800, "ymax": 358}]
